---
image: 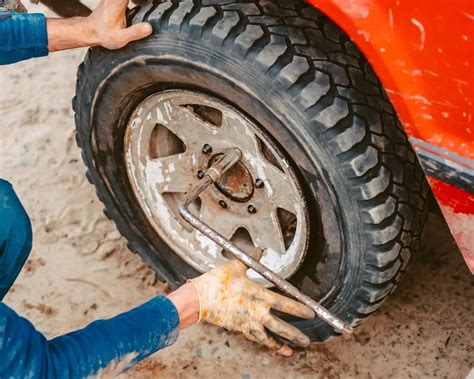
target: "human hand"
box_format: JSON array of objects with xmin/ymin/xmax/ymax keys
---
[
  {"xmin": 47, "ymin": 0, "xmax": 152, "ymax": 52},
  {"xmin": 189, "ymin": 260, "xmax": 315, "ymax": 356},
  {"xmin": 84, "ymin": 0, "xmax": 152, "ymax": 49}
]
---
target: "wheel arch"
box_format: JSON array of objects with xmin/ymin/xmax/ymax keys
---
[{"xmin": 305, "ymin": 0, "xmax": 474, "ymax": 272}]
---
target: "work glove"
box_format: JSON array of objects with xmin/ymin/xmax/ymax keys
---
[{"xmin": 189, "ymin": 259, "xmax": 315, "ymax": 353}]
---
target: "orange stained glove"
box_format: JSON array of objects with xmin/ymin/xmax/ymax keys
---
[{"xmin": 189, "ymin": 259, "xmax": 315, "ymax": 354}]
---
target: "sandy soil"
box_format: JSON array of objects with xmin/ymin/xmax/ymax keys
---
[{"xmin": 1, "ymin": 4, "xmax": 473, "ymax": 378}]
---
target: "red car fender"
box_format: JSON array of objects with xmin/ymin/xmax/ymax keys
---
[{"xmin": 306, "ymin": 0, "xmax": 474, "ymax": 272}]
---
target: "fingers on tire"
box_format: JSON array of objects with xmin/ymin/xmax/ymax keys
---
[
  {"xmin": 244, "ymin": 323, "xmax": 281, "ymax": 351},
  {"xmin": 263, "ymin": 315, "xmax": 311, "ymax": 347},
  {"xmin": 266, "ymin": 291, "xmax": 315, "ymax": 320}
]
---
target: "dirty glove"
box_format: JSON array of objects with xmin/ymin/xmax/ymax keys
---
[{"xmin": 189, "ymin": 259, "xmax": 315, "ymax": 353}]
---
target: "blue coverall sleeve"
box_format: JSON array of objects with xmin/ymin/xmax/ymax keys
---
[
  {"xmin": 0, "ymin": 297, "xmax": 180, "ymax": 378},
  {"xmin": 0, "ymin": 12, "xmax": 49, "ymax": 65}
]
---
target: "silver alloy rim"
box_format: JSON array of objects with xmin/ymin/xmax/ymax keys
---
[{"xmin": 124, "ymin": 90, "xmax": 309, "ymax": 284}]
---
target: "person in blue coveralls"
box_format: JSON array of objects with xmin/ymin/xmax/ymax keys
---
[{"xmin": 0, "ymin": 1, "xmax": 316, "ymax": 377}]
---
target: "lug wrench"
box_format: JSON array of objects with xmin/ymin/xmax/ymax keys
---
[{"xmin": 179, "ymin": 147, "xmax": 353, "ymax": 334}]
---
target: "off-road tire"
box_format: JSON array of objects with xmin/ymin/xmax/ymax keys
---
[{"xmin": 73, "ymin": 0, "xmax": 430, "ymax": 341}]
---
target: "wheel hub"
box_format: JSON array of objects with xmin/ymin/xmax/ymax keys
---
[
  {"xmin": 124, "ymin": 90, "xmax": 309, "ymax": 284},
  {"xmin": 210, "ymin": 153, "xmax": 254, "ymax": 202}
]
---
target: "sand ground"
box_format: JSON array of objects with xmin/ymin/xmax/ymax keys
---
[{"xmin": 1, "ymin": 4, "xmax": 473, "ymax": 378}]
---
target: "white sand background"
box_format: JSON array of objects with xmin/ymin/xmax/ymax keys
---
[{"xmin": 0, "ymin": 2, "xmax": 473, "ymax": 378}]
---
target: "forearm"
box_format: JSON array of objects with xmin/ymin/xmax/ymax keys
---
[
  {"xmin": 47, "ymin": 17, "xmax": 98, "ymax": 52},
  {"xmin": 0, "ymin": 297, "xmax": 180, "ymax": 378},
  {"xmin": 1, "ymin": 0, "xmax": 152, "ymax": 66},
  {"xmin": 167, "ymin": 282, "xmax": 200, "ymax": 329},
  {"xmin": 0, "ymin": 13, "xmax": 92, "ymax": 64}
]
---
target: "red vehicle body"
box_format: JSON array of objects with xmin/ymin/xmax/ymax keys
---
[{"xmin": 306, "ymin": 0, "xmax": 474, "ymax": 271}]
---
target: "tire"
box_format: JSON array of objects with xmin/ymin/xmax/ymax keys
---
[{"xmin": 73, "ymin": 0, "xmax": 429, "ymax": 341}]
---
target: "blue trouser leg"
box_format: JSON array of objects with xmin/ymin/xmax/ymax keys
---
[{"xmin": 0, "ymin": 179, "xmax": 32, "ymax": 300}]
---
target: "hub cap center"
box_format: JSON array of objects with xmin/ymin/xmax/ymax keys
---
[{"xmin": 210, "ymin": 153, "xmax": 254, "ymax": 202}]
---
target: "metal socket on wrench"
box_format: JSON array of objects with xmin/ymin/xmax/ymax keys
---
[{"xmin": 179, "ymin": 147, "xmax": 353, "ymax": 335}]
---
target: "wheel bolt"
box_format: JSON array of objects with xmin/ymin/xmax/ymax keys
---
[
  {"xmin": 219, "ymin": 200, "xmax": 228, "ymax": 209},
  {"xmin": 247, "ymin": 204, "xmax": 257, "ymax": 214},
  {"xmin": 255, "ymin": 179, "xmax": 264, "ymax": 189},
  {"xmin": 202, "ymin": 144, "xmax": 213, "ymax": 155},
  {"xmin": 197, "ymin": 170, "xmax": 205, "ymax": 179}
]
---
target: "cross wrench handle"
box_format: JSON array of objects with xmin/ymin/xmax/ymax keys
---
[{"xmin": 179, "ymin": 148, "xmax": 353, "ymax": 334}]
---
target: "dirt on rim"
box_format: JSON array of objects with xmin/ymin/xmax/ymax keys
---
[{"xmin": 1, "ymin": 3, "xmax": 473, "ymax": 378}]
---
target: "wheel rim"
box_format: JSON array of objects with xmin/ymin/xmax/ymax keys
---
[{"xmin": 124, "ymin": 90, "xmax": 309, "ymax": 284}]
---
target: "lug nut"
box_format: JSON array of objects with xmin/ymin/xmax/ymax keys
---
[
  {"xmin": 219, "ymin": 200, "xmax": 228, "ymax": 209},
  {"xmin": 202, "ymin": 144, "xmax": 213, "ymax": 155},
  {"xmin": 255, "ymin": 179, "xmax": 264, "ymax": 189},
  {"xmin": 247, "ymin": 204, "xmax": 257, "ymax": 214},
  {"xmin": 197, "ymin": 170, "xmax": 205, "ymax": 179}
]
